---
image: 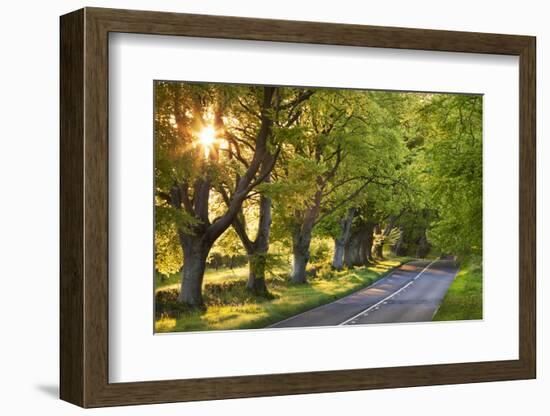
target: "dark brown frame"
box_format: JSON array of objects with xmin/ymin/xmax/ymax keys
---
[{"xmin": 60, "ymin": 7, "xmax": 536, "ymax": 408}]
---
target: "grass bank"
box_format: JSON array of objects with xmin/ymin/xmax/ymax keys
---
[
  {"xmin": 155, "ymin": 265, "xmax": 256, "ymax": 292},
  {"xmin": 155, "ymin": 257, "xmax": 411, "ymax": 333},
  {"xmin": 433, "ymin": 256, "xmax": 482, "ymax": 321}
]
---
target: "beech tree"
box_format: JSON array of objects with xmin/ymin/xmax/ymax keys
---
[
  {"xmin": 342, "ymin": 203, "xmax": 377, "ymax": 268},
  {"xmin": 272, "ymin": 90, "xmax": 403, "ymax": 283},
  {"xmin": 155, "ymin": 82, "xmax": 280, "ymax": 307},
  {"xmin": 325, "ymin": 93, "xmax": 412, "ymax": 269},
  {"xmin": 220, "ymin": 88, "xmax": 313, "ymax": 294}
]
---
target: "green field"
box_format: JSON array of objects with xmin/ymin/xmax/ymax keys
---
[
  {"xmin": 155, "ymin": 258, "xmax": 410, "ymax": 333},
  {"xmin": 433, "ymin": 257, "xmax": 483, "ymax": 321}
]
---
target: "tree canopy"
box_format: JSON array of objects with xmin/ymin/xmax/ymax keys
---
[{"xmin": 154, "ymin": 81, "xmax": 482, "ymax": 307}]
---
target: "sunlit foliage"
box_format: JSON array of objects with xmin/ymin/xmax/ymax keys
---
[{"xmin": 153, "ymin": 80, "xmax": 483, "ymax": 309}]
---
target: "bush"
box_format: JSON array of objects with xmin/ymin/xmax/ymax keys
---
[
  {"xmin": 155, "ymin": 289, "xmax": 198, "ymax": 318},
  {"xmin": 307, "ymin": 260, "xmax": 336, "ymax": 280},
  {"xmin": 206, "ymin": 253, "xmax": 248, "ymax": 269},
  {"xmin": 309, "ymin": 239, "xmax": 332, "ymax": 263}
]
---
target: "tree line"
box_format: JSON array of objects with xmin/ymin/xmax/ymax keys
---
[{"xmin": 154, "ymin": 82, "xmax": 482, "ymax": 307}]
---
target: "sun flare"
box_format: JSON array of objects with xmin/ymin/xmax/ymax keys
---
[{"xmin": 198, "ymin": 126, "xmax": 217, "ymax": 147}]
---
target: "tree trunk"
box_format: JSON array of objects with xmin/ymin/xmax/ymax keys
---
[
  {"xmin": 291, "ymin": 247, "xmax": 309, "ymax": 284},
  {"xmin": 416, "ymin": 229, "xmax": 430, "ymax": 258},
  {"xmin": 332, "ymin": 242, "xmax": 346, "ymax": 270},
  {"xmin": 290, "ymin": 184, "xmax": 322, "ymax": 284},
  {"xmin": 291, "ymin": 225, "xmax": 313, "ymax": 284},
  {"xmin": 177, "ymin": 235, "xmax": 211, "ymax": 307},
  {"xmin": 361, "ymin": 201, "xmax": 376, "ymax": 264},
  {"xmin": 245, "ymin": 192, "xmax": 271, "ymax": 294},
  {"xmin": 373, "ymin": 224, "xmax": 384, "ymax": 259},
  {"xmin": 374, "ymin": 243, "xmax": 383, "ymax": 259},
  {"xmin": 361, "ymin": 222, "xmax": 375, "ymax": 264},
  {"xmin": 332, "ymin": 208, "xmax": 355, "ymax": 270},
  {"xmin": 344, "ymin": 233, "xmax": 361, "ymax": 267},
  {"xmin": 392, "ymin": 226, "xmax": 405, "ymax": 256},
  {"xmin": 344, "ymin": 220, "xmax": 375, "ymax": 267},
  {"xmin": 231, "ymin": 172, "xmax": 273, "ymax": 295},
  {"xmin": 246, "ymin": 253, "xmax": 268, "ymax": 294}
]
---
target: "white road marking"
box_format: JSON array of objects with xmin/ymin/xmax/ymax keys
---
[
  {"xmin": 267, "ymin": 260, "xmax": 413, "ymax": 328},
  {"xmin": 339, "ymin": 260, "xmax": 438, "ymax": 326}
]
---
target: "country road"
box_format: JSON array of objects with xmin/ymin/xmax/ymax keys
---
[{"xmin": 269, "ymin": 259, "xmax": 460, "ymax": 329}]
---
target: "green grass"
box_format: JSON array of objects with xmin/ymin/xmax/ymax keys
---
[
  {"xmin": 433, "ymin": 256, "xmax": 483, "ymax": 321},
  {"xmin": 155, "ymin": 266, "xmax": 259, "ymax": 292},
  {"xmin": 155, "ymin": 257, "xmax": 411, "ymax": 333}
]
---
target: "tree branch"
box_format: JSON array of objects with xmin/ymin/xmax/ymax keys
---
[
  {"xmin": 237, "ymin": 97, "xmax": 261, "ymax": 119},
  {"xmin": 315, "ymin": 176, "xmax": 399, "ymax": 226},
  {"xmin": 278, "ymin": 89, "xmax": 315, "ymax": 110},
  {"xmin": 207, "ymin": 87, "xmax": 277, "ymax": 243},
  {"xmin": 323, "ymin": 144, "xmax": 342, "ymax": 182}
]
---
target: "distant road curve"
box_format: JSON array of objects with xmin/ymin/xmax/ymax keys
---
[{"xmin": 268, "ymin": 259, "xmax": 459, "ymax": 329}]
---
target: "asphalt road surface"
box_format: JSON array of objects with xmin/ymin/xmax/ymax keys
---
[{"xmin": 269, "ymin": 259, "xmax": 459, "ymax": 329}]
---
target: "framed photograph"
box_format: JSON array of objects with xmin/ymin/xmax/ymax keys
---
[{"xmin": 60, "ymin": 7, "xmax": 536, "ymax": 408}]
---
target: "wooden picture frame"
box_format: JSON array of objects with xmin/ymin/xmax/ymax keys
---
[{"xmin": 60, "ymin": 7, "xmax": 536, "ymax": 408}]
